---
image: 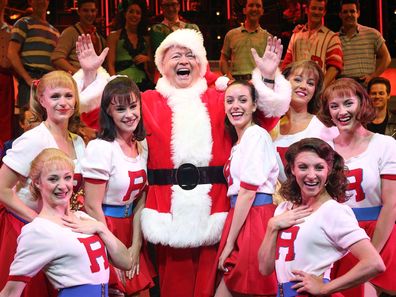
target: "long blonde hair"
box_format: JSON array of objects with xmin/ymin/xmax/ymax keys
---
[
  {"xmin": 30, "ymin": 71, "xmax": 81, "ymax": 133},
  {"xmin": 29, "ymin": 148, "xmax": 75, "ymax": 201}
]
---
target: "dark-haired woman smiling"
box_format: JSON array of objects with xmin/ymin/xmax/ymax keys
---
[{"xmin": 81, "ymin": 76, "xmax": 154, "ymax": 296}]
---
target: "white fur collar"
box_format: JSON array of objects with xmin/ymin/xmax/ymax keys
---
[{"xmin": 156, "ymin": 77, "xmax": 213, "ymax": 167}]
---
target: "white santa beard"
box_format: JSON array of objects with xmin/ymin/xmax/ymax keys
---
[{"xmin": 141, "ymin": 77, "xmax": 227, "ymax": 248}]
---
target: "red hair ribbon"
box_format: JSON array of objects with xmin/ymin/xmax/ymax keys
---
[{"xmin": 32, "ymin": 79, "xmax": 40, "ymax": 88}]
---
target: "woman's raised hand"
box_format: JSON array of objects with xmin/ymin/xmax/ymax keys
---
[{"xmin": 251, "ymin": 36, "xmax": 283, "ymax": 80}]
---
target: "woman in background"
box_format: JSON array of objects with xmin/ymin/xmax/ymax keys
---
[{"xmin": 107, "ymin": 0, "xmax": 154, "ymax": 91}]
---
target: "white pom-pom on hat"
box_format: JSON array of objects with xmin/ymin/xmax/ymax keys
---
[
  {"xmin": 155, "ymin": 29, "xmax": 208, "ymax": 78},
  {"xmin": 215, "ymin": 76, "xmax": 230, "ymax": 92}
]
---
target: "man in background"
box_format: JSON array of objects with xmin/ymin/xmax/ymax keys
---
[
  {"xmin": 150, "ymin": 0, "xmax": 199, "ymax": 54},
  {"xmin": 220, "ymin": 0, "xmax": 271, "ymax": 81},
  {"xmin": 51, "ymin": 0, "xmax": 106, "ymax": 74},
  {"xmin": 337, "ymin": 0, "xmax": 391, "ymax": 85},
  {"xmin": 281, "ymin": 0, "xmax": 343, "ymax": 87},
  {"xmin": 7, "ymin": 0, "xmax": 59, "ymax": 107},
  {"xmin": 367, "ymin": 77, "xmax": 396, "ymax": 138}
]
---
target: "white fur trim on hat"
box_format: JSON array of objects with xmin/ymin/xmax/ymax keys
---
[
  {"xmin": 74, "ymin": 67, "xmax": 110, "ymax": 113},
  {"xmin": 155, "ymin": 29, "xmax": 208, "ymax": 78},
  {"xmin": 252, "ymin": 68, "xmax": 291, "ymax": 117}
]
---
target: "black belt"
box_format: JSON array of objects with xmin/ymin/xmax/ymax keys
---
[
  {"xmin": 148, "ymin": 163, "xmax": 226, "ymax": 190},
  {"xmin": 233, "ymin": 74, "xmax": 252, "ymax": 80}
]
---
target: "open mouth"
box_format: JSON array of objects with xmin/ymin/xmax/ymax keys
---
[
  {"xmin": 337, "ymin": 115, "xmax": 352, "ymax": 125},
  {"xmin": 295, "ymin": 90, "xmax": 307, "ymax": 97},
  {"xmin": 230, "ymin": 112, "xmax": 244, "ymax": 121},
  {"xmin": 122, "ymin": 119, "xmax": 137, "ymax": 127},
  {"xmin": 304, "ymin": 181, "xmax": 319, "ymax": 187},
  {"xmin": 54, "ymin": 192, "xmax": 69, "ymax": 199},
  {"xmin": 176, "ymin": 68, "xmax": 191, "ymax": 78}
]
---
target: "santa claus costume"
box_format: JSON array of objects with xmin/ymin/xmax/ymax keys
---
[{"xmin": 137, "ymin": 29, "xmax": 291, "ymax": 297}]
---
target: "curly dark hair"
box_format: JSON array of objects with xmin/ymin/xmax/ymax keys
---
[
  {"xmin": 280, "ymin": 138, "xmax": 349, "ymax": 204},
  {"xmin": 98, "ymin": 76, "xmax": 146, "ymax": 142},
  {"xmin": 224, "ymin": 80, "xmax": 259, "ymax": 144}
]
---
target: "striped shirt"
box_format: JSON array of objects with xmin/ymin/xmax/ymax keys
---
[
  {"xmin": 338, "ymin": 24, "xmax": 384, "ymax": 78},
  {"xmin": 281, "ymin": 24, "xmax": 343, "ymax": 73},
  {"xmin": 11, "ymin": 17, "xmax": 59, "ymax": 72}
]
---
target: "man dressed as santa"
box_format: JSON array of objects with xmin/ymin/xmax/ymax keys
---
[{"xmin": 75, "ymin": 29, "xmax": 291, "ymax": 297}]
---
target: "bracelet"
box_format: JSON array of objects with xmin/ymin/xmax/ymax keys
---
[{"xmin": 263, "ymin": 77, "xmax": 275, "ymax": 84}]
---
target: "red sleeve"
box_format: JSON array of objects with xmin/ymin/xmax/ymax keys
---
[
  {"xmin": 256, "ymin": 112, "xmax": 280, "ymax": 132},
  {"xmin": 204, "ymin": 64, "xmax": 220, "ymax": 87},
  {"xmin": 281, "ymin": 51, "xmax": 293, "ymax": 71},
  {"xmin": 84, "ymin": 178, "xmax": 107, "ymax": 184},
  {"xmin": 81, "ymin": 108, "xmax": 100, "ymax": 130},
  {"xmin": 325, "ymin": 35, "xmax": 343, "ymax": 72}
]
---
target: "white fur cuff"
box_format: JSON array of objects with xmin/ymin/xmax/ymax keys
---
[
  {"xmin": 74, "ymin": 67, "xmax": 110, "ymax": 113},
  {"xmin": 252, "ymin": 68, "xmax": 291, "ymax": 117}
]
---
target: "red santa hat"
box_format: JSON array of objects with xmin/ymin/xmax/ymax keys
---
[{"xmin": 155, "ymin": 29, "xmax": 208, "ymax": 78}]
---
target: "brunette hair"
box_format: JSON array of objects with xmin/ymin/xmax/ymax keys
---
[
  {"xmin": 280, "ymin": 138, "xmax": 348, "ymax": 204},
  {"xmin": 224, "ymin": 80, "xmax": 258, "ymax": 144},
  {"xmin": 29, "ymin": 148, "xmax": 75, "ymax": 201},
  {"xmin": 30, "ymin": 71, "xmax": 81, "ymax": 134},
  {"xmin": 318, "ymin": 78, "xmax": 376, "ymax": 127},
  {"xmin": 282, "ymin": 60, "xmax": 324, "ymax": 114},
  {"xmin": 114, "ymin": 0, "xmax": 148, "ymax": 34},
  {"xmin": 367, "ymin": 77, "xmax": 391, "ymax": 95},
  {"xmin": 340, "ymin": 0, "xmax": 360, "ymax": 11},
  {"xmin": 98, "ymin": 76, "xmax": 146, "ymax": 142},
  {"xmin": 307, "ymin": 0, "xmax": 327, "ymax": 7},
  {"xmin": 77, "ymin": 0, "xmax": 97, "ymax": 8}
]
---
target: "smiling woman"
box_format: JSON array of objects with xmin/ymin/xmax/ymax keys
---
[
  {"xmin": 258, "ymin": 138, "xmax": 385, "ymax": 297},
  {"xmin": 0, "ymin": 70, "xmax": 86, "ymax": 296},
  {"xmin": 319, "ymin": 78, "xmax": 396, "ymax": 297},
  {"xmin": 0, "ymin": 148, "xmax": 132, "ymax": 297},
  {"xmin": 208, "ymin": 80, "xmax": 279, "ymax": 297},
  {"xmin": 273, "ymin": 60, "xmax": 339, "ymax": 183},
  {"xmin": 81, "ymin": 76, "xmax": 155, "ymax": 296},
  {"xmin": 106, "ymin": 0, "xmax": 154, "ymax": 91}
]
